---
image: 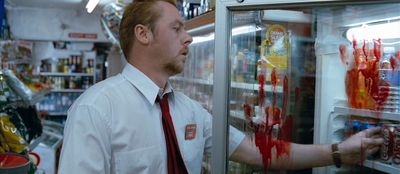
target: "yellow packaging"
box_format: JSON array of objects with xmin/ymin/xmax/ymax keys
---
[
  {"xmin": 0, "ymin": 114, "xmax": 28, "ymax": 153},
  {"xmin": 260, "ymin": 24, "xmax": 290, "ymax": 69}
]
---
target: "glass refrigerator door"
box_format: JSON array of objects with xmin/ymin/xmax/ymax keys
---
[{"xmin": 213, "ymin": 0, "xmax": 400, "ymax": 174}]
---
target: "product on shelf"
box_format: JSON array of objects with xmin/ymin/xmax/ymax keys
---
[
  {"xmin": 0, "ymin": 40, "xmax": 33, "ymax": 64},
  {"xmin": 380, "ymin": 123, "xmax": 397, "ymax": 164},
  {"xmin": 3, "ymin": 69, "xmax": 50, "ymax": 103},
  {"xmin": 344, "ymin": 115, "xmax": 379, "ymax": 138},
  {"xmin": 37, "ymin": 92, "xmax": 80, "ymax": 114}
]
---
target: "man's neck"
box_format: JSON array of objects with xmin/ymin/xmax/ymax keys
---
[{"xmin": 129, "ymin": 61, "xmax": 169, "ymax": 88}]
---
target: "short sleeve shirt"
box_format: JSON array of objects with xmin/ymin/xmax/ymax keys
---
[{"xmin": 58, "ymin": 64, "xmax": 245, "ymax": 174}]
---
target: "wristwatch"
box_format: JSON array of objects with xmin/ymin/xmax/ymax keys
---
[{"xmin": 331, "ymin": 143, "xmax": 341, "ymax": 168}]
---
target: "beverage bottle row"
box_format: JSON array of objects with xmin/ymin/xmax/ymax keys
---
[
  {"xmin": 378, "ymin": 47, "xmax": 400, "ymax": 113},
  {"xmin": 54, "ymin": 56, "xmax": 95, "ymax": 74},
  {"xmin": 37, "ymin": 92, "xmax": 80, "ymax": 113},
  {"xmin": 57, "ymin": 56, "xmax": 83, "ymax": 73},
  {"xmin": 45, "ymin": 76, "xmax": 92, "ymax": 90}
]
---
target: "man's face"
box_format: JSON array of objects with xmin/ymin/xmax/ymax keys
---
[{"xmin": 150, "ymin": 1, "xmax": 193, "ymax": 75}]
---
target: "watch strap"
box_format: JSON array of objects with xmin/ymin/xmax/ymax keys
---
[{"xmin": 331, "ymin": 143, "xmax": 341, "ymax": 168}]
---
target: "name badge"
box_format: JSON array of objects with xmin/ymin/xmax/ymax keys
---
[{"xmin": 185, "ymin": 124, "xmax": 197, "ymax": 140}]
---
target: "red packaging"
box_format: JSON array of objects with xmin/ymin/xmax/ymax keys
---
[
  {"xmin": 392, "ymin": 126, "xmax": 400, "ymax": 167},
  {"xmin": 380, "ymin": 124, "xmax": 397, "ymax": 164}
]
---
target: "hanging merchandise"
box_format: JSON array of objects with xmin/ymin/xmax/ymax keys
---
[
  {"xmin": 15, "ymin": 106, "xmax": 42, "ymax": 143},
  {"xmin": 0, "ymin": 112, "xmax": 28, "ymax": 153},
  {"xmin": 101, "ymin": 3, "xmax": 124, "ymax": 45},
  {"xmin": 3, "ymin": 69, "xmax": 45, "ymax": 105}
]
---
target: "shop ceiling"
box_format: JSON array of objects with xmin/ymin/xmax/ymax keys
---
[{"xmin": 6, "ymin": 0, "xmax": 116, "ymax": 9}]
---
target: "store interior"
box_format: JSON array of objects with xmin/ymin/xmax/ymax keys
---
[{"xmin": 1, "ymin": 0, "xmax": 400, "ymax": 174}]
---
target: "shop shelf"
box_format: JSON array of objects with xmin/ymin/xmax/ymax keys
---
[
  {"xmin": 334, "ymin": 106, "xmax": 400, "ymax": 122},
  {"xmin": 363, "ymin": 160, "xmax": 400, "ymax": 174},
  {"xmin": 230, "ymin": 110, "xmax": 246, "ymax": 120},
  {"xmin": 170, "ymin": 76, "xmax": 283, "ymax": 92},
  {"xmin": 40, "ymin": 72, "xmax": 94, "ymax": 76}
]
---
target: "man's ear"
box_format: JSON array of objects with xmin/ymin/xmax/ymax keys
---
[{"xmin": 134, "ymin": 24, "xmax": 152, "ymax": 44}]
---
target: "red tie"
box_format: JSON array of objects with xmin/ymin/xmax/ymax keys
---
[{"xmin": 157, "ymin": 94, "xmax": 188, "ymax": 174}]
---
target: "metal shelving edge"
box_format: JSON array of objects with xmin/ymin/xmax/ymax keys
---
[
  {"xmin": 170, "ymin": 76, "xmax": 283, "ymax": 92},
  {"xmin": 363, "ymin": 160, "xmax": 399, "ymax": 174},
  {"xmin": 334, "ymin": 106, "xmax": 400, "ymax": 122}
]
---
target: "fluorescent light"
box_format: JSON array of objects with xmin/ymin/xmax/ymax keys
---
[
  {"xmin": 86, "ymin": 0, "xmax": 100, "ymax": 13},
  {"xmin": 192, "ymin": 34, "xmax": 214, "ymax": 44},
  {"xmin": 192, "ymin": 25, "xmax": 262, "ymax": 44},
  {"xmin": 263, "ymin": 10, "xmax": 311, "ymax": 23},
  {"xmin": 346, "ymin": 20, "xmax": 400, "ymax": 42}
]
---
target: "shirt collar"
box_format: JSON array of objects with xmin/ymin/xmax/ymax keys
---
[{"xmin": 121, "ymin": 64, "xmax": 174, "ymax": 105}]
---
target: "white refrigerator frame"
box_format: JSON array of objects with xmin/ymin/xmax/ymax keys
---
[{"xmin": 213, "ymin": 0, "xmax": 400, "ymax": 173}]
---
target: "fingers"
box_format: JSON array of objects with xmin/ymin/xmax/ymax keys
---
[
  {"xmin": 365, "ymin": 146, "xmax": 380, "ymax": 156},
  {"xmin": 364, "ymin": 127, "xmax": 382, "ymax": 137},
  {"xmin": 363, "ymin": 137, "xmax": 384, "ymax": 147}
]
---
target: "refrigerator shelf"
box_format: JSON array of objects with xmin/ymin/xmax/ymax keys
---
[
  {"xmin": 363, "ymin": 160, "xmax": 400, "ymax": 174},
  {"xmin": 170, "ymin": 76, "xmax": 211, "ymax": 86},
  {"xmin": 230, "ymin": 110, "xmax": 246, "ymax": 120},
  {"xmin": 170, "ymin": 76, "xmax": 283, "ymax": 92},
  {"xmin": 334, "ymin": 106, "xmax": 400, "ymax": 122}
]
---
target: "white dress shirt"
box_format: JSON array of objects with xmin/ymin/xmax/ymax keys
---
[{"xmin": 58, "ymin": 64, "xmax": 245, "ymax": 174}]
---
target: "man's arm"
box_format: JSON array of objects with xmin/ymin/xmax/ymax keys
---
[
  {"xmin": 58, "ymin": 105, "xmax": 112, "ymax": 174},
  {"xmin": 229, "ymin": 127, "xmax": 383, "ymax": 170}
]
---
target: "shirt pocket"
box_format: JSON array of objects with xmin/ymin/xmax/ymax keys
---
[{"xmin": 115, "ymin": 146, "xmax": 162, "ymax": 174}]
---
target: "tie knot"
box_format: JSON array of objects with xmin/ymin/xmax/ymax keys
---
[{"xmin": 156, "ymin": 93, "xmax": 169, "ymax": 103}]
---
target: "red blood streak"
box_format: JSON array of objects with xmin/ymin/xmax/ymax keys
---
[
  {"xmin": 279, "ymin": 116, "xmax": 293, "ymax": 141},
  {"xmin": 363, "ymin": 40, "xmax": 369, "ymax": 61},
  {"xmin": 253, "ymin": 68, "xmax": 291, "ymax": 172},
  {"xmin": 390, "ymin": 56, "xmax": 397, "ymax": 70},
  {"xmin": 373, "ymin": 39, "xmax": 382, "ymax": 61},
  {"xmin": 243, "ymin": 104, "xmax": 252, "ymax": 120},
  {"xmin": 282, "ymin": 76, "xmax": 289, "ymax": 117},
  {"xmin": 254, "ymin": 126, "xmax": 290, "ymax": 173},
  {"xmin": 340, "ymin": 38, "xmax": 389, "ymax": 112},
  {"xmin": 258, "ymin": 74, "xmax": 266, "ymax": 106},
  {"xmin": 266, "ymin": 106, "xmax": 281, "ymax": 126},
  {"xmin": 271, "ymin": 68, "xmax": 278, "ymax": 89},
  {"xmin": 339, "ymin": 44, "xmax": 348, "ymax": 65}
]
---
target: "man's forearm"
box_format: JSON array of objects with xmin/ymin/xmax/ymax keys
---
[{"xmin": 230, "ymin": 135, "xmax": 334, "ymax": 170}]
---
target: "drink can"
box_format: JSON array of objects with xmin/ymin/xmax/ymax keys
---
[
  {"xmin": 380, "ymin": 124, "xmax": 398, "ymax": 164},
  {"xmin": 392, "ymin": 126, "xmax": 400, "ymax": 167}
]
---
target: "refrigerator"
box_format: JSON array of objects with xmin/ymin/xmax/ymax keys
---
[{"xmin": 210, "ymin": 0, "xmax": 400, "ymax": 174}]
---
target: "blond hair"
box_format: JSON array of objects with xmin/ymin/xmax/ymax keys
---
[{"xmin": 119, "ymin": 0, "xmax": 177, "ymax": 58}]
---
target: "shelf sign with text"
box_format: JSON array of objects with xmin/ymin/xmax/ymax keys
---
[{"xmin": 68, "ymin": 32, "xmax": 98, "ymax": 39}]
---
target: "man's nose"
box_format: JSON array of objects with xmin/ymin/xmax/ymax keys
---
[{"xmin": 183, "ymin": 31, "xmax": 193, "ymax": 46}]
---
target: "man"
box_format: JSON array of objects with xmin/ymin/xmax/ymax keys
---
[{"xmin": 58, "ymin": 0, "xmax": 383, "ymax": 173}]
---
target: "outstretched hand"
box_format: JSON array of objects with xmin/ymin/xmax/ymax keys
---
[{"xmin": 338, "ymin": 127, "xmax": 384, "ymax": 165}]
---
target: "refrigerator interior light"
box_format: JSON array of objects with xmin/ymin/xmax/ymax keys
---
[
  {"xmin": 263, "ymin": 10, "xmax": 311, "ymax": 23},
  {"xmin": 192, "ymin": 25, "xmax": 262, "ymax": 44},
  {"xmin": 86, "ymin": 0, "xmax": 100, "ymax": 13},
  {"xmin": 346, "ymin": 20, "xmax": 400, "ymax": 43}
]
